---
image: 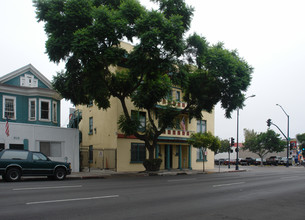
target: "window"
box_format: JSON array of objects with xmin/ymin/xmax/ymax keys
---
[
  {"xmin": 166, "ymin": 91, "xmax": 172, "ymax": 100},
  {"xmin": 197, "ymin": 120, "xmax": 207, "ymax": 133},
  {"xmin": 1, "ymin": 151, "xmax": 28, "ymax": 160},
  {"xmin": 89, "ymin": 117, "xmax": 93, "ymax": 134},
  {"xmin": 176, "ymin": 91, "xmax": 180, "ymax": 101},
  {"xmin": 33, "ymin": 152, "xmax": 48, "ymax": 161},
  {"xmin": 131, "ymin": 111, "xmax": 146, "ymax": 132},
  {"xmin": 28, "ymin": 98, "xmax": 36, "ymax": 121},
  {"xmin": 39, "ymin": 99, "xmax": 50, "ymax": 121},
  {"xmin": 52, "ymin": 101, "xmax": 57, "ymax": 123},
  {"xmin": 196, "ymin": 147, "xmax": 206, "ymax": 161},
  {"xmin": 9, "ymin": 144, "xmax": 24, "ymax": 150},
  {"xmin": 3, "ymin": 95, "xmax": 16, "ymax": 119},
  {"xmin": 0, "ymin": 143, "xmax": 4, "ymax": 151},
  {"xmin": 40, "ymin": 142, "xmax": 61, "ymax": 157},
  {"xmin": 131, "ymin": 143, "xmax": 146, "ymax": 163}
]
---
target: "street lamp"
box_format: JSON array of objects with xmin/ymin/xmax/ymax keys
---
[
  {"xmin": 276, "ymin": 104, "xmax": 290, "ymax": 167},
  {"xmin": 236, "ymin": 94, "xmax": 255, "ymax": 171}
]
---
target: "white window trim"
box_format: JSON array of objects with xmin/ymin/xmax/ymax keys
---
[
  {"xmin": 28, "ymin": 98, "xmax": 36, "ymax": 121},
  {"xmin": 39, "ymin": 98, "xmax": 51, "ymax": 121},
  {"xmin": 52, "ymin": 101, "xmax": 57, "ymax": 123},
  {"xmin": 2, "ymin": 95, "xmax": 16, "ymax": 120}
]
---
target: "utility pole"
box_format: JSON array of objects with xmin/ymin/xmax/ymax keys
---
[{"xmin": 276, "ymin": 104, "xmax": 290, "ymax": 167}]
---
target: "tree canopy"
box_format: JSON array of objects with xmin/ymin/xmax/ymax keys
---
[
  {"xmin": 188, "ymin": 132, "xmax": 220, "ymax": 171},
  {"xmin": 34, "ymin": 0, "xmax": 253, "ymax": 162},
  {"xmin": 243, "ymin": 129, "xmax": 286, "ymax": 163}
]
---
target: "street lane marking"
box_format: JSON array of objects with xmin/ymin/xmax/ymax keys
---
[
  {"xmin": 167, "ymin": 178, "xmax": 197, "ymax": 182},
  {"xmin": 213, "ymin": 182, "xmax": 245, "ymax": 188},
  {"xmin": 13, "ymin": 185, "xmax": 83, "ymax": 191},
  {"xmin": 26, "ymin": 195, "xmax": 119, "ymax": 205}
]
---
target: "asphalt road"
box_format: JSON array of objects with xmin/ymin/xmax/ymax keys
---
[{"xmin": 1, "ymin": 166, "xmax": 305, "ymax": 220}]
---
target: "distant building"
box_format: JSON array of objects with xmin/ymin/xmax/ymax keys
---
[{"xmin": 0, "ymin": 64, "xmax": 79, "ymax": 171}]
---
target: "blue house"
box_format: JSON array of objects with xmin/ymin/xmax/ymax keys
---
[
  {"xmin": 0, "ymin": 64, "xmax": 61, "ymax": 127},
  {"xmin": 0, "ymin": 64, "xmax": 80, "ymax": 171}
]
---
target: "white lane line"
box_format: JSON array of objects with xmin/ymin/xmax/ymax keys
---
[
  {"xmin": 168, "ymin": 178, "xmax": 197, "ymax": 182},
  {"xmin": 26, "ymin": 195, "xmax": 119, "ymax": 205},
  {"xmin": 13, "ymin": 185, "xmax": 83, "ymax": 191},
  {"xmin": 213, "ymin": 182, "xmax": 245, "ymax": 188}
]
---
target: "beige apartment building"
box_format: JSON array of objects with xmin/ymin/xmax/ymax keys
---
[{"xmin": 74, "ymin": 42, "xmax": 215, "ymax": 172}]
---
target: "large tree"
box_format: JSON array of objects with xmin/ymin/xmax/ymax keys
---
[
  {"xmin": 243, "ymin": 129, "xmax": 286, "ymax": 165},
  {"xmin": 34, "ymin": 0, "xmax": 253, "ymax": 166}
]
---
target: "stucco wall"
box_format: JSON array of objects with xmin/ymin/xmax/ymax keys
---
[{"xmin": 0, "ymin": 122, "xmax": 79, "ymax": 171}]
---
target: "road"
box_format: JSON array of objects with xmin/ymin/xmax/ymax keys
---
[{"xmin": 1, "ymin": 166, "xmax": 305, "ymax": 220}]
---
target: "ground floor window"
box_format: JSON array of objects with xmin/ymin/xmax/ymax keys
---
[
  {"xmin": 131, "ymin": 143, "xmax": 146, "ymax": 163},
  {"xmin": 9, "ymin": 144, "xmax": 24, "ymax": 150},
  {"xmin": 0, "ymin": 143, "xmax": 4, "ymax": 151},
  {"xmin": 196, "ymin": 147, "xmax": 207, "ymax": 161},
  {"xmin": 40, "ymin": 142, "xmax": 62, "ymax": 157}
]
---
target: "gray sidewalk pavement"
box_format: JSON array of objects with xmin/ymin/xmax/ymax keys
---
[{"xmin": 67, "ymin": 166, "xmax": 248, "ymax": 180}]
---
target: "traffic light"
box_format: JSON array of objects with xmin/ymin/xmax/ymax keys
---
[
  {"xmin": 267, "ymin": 119, "xmax": 271, "ymax": 127},
  {"xmin": 230, "ymin": 137, "xmax": 235, "ymax": 146}
]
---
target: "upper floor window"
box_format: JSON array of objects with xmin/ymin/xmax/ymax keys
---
[
  {"xmin": 89, "ymin": 117, "xmax": 93, "ymax": 135},
  {"xmin": 28, "ymin": 98, "xmax": 36, "ymax": 121},
  {"xmin": 52, "ymin": 101, "xmax": 57, "ymax": 123},
  {"xmin": 20, "ymin": 74, "xmax": 38, "ymax": 87},
  {"xmin": 3, "ymin": 95, "xmax": 16, "ymax": 120},
  {"xmin": 197, "ymin": 120, "xmax": 207, "ymax": 133},
  {"xmin": 131, "ymin": 111, "xmax": 146, "ymax": 132},
  {"xmin": 176, "ymin": 91, "xmax": 181, "ymax": 101},
  {"xmin": 39, "ymin": 99, "xmax": 50, "ymax": 121}
]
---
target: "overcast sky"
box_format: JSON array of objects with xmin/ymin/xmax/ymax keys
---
[{"xmin": 1, "ymin": 0, "xmax": 304, "ymax": 142}]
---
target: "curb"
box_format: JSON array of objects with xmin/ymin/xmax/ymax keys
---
[{"xmin": 66, "ymin": 169, "xmax": 248, "ymax": 179}]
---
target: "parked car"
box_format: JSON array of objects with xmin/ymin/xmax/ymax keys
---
[
  {"xmin": 266, "ymin": 156, "xmax": 282, "ymax": 165},
  {"xmin": 279, "ymin": 157, "xmax": 293, "ymax": 165},
  {"xmin": 238, "ymin": 158, "xmax": 248, "ymax": 166},
  {"xmin": 240, "ymin": 157, "xmax": 256, "ymax": 166},
  {"xmin": 224, "ymin": 159, "xmax": 236, "ymax": 165},
  {"xmin": 254, "ymin": 158, "xmax": 266, "ymax": 166},
  {"xmin": 215, "ymin": 158, "xmax": 226, "ymax": 165},
  {"xmin": 0, "ymin": 149, "xmax": 71, "ymax": 182}
]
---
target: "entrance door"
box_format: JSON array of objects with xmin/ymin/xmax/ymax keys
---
[{"xmin": 164, "ymin": 145, "xmax": 173, "ymax": 169}]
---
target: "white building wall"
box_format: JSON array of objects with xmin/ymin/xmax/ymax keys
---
[{"xmin": 0, "ymin": 122, "xmax": 79, "ymax": 172}]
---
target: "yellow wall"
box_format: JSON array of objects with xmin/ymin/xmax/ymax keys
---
[
  {"xmin": 117, "ymin": 138, "xmax": 146, "ymax": 172},
  {"xmin": 76, "ymin": 41, "xmax": 216, "ymax": 172},
  {"xmin": 78, "ymin": 96, "xmax": 119, "ymax": 150}
]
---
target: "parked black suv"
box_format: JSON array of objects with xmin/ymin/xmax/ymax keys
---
[{"xmin": 0, "ymin": 149, "xmax": 71, "ymax": 182}]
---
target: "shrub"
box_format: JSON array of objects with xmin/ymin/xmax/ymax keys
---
[{"xmin": 143, "ymin": 159, "xmax": 162, "ymax": 171}]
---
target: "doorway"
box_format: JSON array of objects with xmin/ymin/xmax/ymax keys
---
[{"xmin": 164, "ymin": 145, "xmax": 173, "ymax": 169}]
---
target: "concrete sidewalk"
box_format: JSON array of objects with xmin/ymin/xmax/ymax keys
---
[{"xmin": 67, "ymin": 166, "xmax": 247, "ymax": 180}]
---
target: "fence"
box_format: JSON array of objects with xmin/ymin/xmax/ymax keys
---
[{"xmin": 80, "ymin": 147, "xmax": 117, "ymax": 171}]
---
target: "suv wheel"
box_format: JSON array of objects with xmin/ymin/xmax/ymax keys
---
[
  {"xmin": 6, "ymin": 168, "xmax": 21, "ymax": 182},
  {"xmin": 54, "ymin": 168, "xmax": 66, "ymax": 180}
]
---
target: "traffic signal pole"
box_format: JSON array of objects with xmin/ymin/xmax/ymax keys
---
[
  {"xmin": 267, "ymin": 118, "xmax": 290, "ymax": 167},
  {"xmin": 236, "ymin": 108, "xmax": 239, "ymax": 170},
  {"xmin": 276, "ymin": 104, "xmax": 290, "ymax": 168}
]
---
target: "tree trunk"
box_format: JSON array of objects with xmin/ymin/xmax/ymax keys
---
[{"xmin": 148, "ymin": 145, "xmax": 154, "ymax": 160}]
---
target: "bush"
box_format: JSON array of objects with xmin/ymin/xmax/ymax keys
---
[{"xmin": 143, "ymin": 159, "xmax": 162, "ymax": 171}]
